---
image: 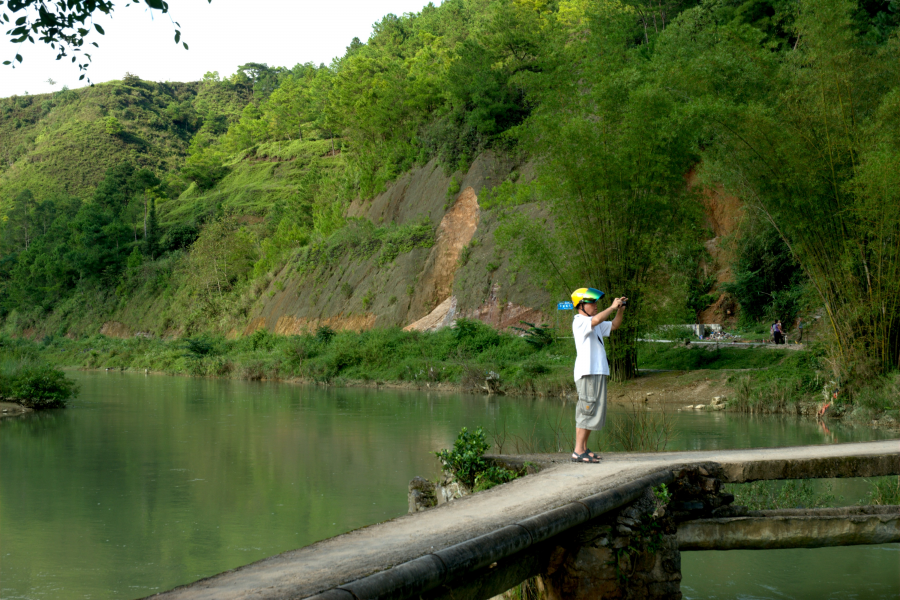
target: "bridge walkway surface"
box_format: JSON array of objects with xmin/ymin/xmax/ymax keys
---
[{"xmin": 149, "ymin": 440, "xmax": 899, "ymax": 600}]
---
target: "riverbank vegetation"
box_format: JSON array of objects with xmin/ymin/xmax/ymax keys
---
[
  {"xmin": 0, "ymin": 342, "xmax": 78, "ymax": 409},
  {"xmin": 27, "ymin": 324, "xmax": 787, "ymax": 391},
  {"xmin": 22, "ymin": 324, "xmax": 898, "ymax": 422},
  {"xmin": 1, "ymin": 0, "xmax": 898, "ymax": 408}
]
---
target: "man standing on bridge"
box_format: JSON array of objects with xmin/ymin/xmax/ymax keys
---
[{"xmin": 570, "ymin": 288, "xmax": 627, "ymax": 463}]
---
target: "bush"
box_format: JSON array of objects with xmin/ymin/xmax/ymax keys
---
[
  {"xmin": 435, "ymin": 426, "xmax": 518, "ymax": 491},
  {"xmin": 521, "ymin": 361, "xmax": 550, "ymax": 376},
  {"xmin": 509, "ymin": 321, "xmax": 553, "ymax": 350},
  {"xmin": 453, "ymin": 319, "xmax": 501, "ymax": 355},
  {"xmin": 241, "ymin": 329, "xmax": 277, "ymax": 352},
  {"xmin": 0, "ymin": 362, "xmax": 78, "ymax": 409},
  {"xmin": 161, "ymin": 222, "xmax": 200, "ymax": 252},
  {"xmin": 183, "ymin": 336, "xmax": 216, "ymax": 357},
  {"xmin": 722, "ymin": 219, "xmax": 807, "ymax": 325},
  {"xmin": 315, "ymin": 325, "xmax": 336, "ymax": 344}
]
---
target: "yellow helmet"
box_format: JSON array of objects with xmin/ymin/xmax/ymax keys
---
[{"xmin": 571, "ymin": 287, "xmax": 604, "ymax": 307}]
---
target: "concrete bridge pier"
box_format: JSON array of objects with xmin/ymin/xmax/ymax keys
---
[
  {"xmin": 541, "ymin": 529, "xmax": 681, "ymax": 600},
  {"xmin": 537, "ymin": 463, "xmax": 732, "ymax": 600}
]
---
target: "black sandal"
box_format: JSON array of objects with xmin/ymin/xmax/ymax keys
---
[
  {"xmin": 585, "ymin": 448, "xmax": 602, "ymax": 460},
  {"xmin": 571, "ymin": 451, "xmax": 600, "ymax": 463}
]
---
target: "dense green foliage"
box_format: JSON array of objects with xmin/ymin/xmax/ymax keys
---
[
  {"xmin": 722, "ymin": 217, "xmax": 807, "ymax": 325},
  {"xmin": 485, "ymin": 0, "xmax": 900, "ymax": 383},
  {"xmin": 0, "ymin": 76, "xmax": 250, "ymax": 197},
  {"xmin": 688, "ymin": 0, "xmax": 900, "ymax": 376},
  {"xmin": 435, "ymin": 426, "xmax": 519, "ymax": 491},
  {"xmin": 637, "ymin": 343, "xmax": 788, "ymax": 371},
  {"xmin": 0, "ymin": 340, "xmax": 78, "ymax": 408},
  {"xmin": 1, "ymin": 0, "xmax": 898, "ymax": 395},
  {"xmin": 862, "ymin": 476, "xmax": 900, "ymax": 505},
  {"xmin": 34, "ymin": 319, "xmax": 579, "ymax": 393}
]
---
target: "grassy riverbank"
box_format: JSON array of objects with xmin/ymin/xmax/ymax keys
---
[{"xmin": 10, "ymin": 327, "xmax": 898, "ymax": 423}]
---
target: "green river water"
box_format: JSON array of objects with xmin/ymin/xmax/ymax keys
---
[{"xmin": 1, "ymin": 371, "xmax": 898, "ymax": 600}]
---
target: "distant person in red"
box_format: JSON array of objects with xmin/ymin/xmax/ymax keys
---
[{"xmin": 771, "ymin": 320, "xmax": 785, "ymax": 344}]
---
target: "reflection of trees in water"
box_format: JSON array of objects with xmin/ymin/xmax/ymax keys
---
[{"xmin": 2, "ymin": 407, "xmax": 69, "ymax": 434}]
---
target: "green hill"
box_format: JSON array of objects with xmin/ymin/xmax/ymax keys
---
[
  {"xmin": 0, "ymin": 76, "xmax": 250, "ymax": 199},
  {"xmin": 0, "ymin": 0, "xmax": 897, "ymax": 388}
]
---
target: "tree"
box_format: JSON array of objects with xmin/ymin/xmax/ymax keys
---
[
  {"xmin": 265, "ymin": 66, "xmax": 319, "ymax": 141},
  {"xmin": 0, "ymin": 188, "xmax": 36, "ymax": 254},
  {"xmin": 493, "ymin": 1, "xmax": 699, "ymax": 382},
  {"xmin": 187, "ymin": 216, "xmax": 256, "ymax": 315},
  {"xmin": 672, "ymin": 0, "xmax": 900, "ymax": 377},
  {"xmin": 143, "ymin": 192, "xmax": 160, "ymax": 259},
  {"xmin": 1, "ymin": 0, "xmax": 211, "ymax": 79},
  {"xmin": 93, "ymin": 163, "xmax": 159, "ymax": 214},
  {"xmin": 236, "ymin": 62, "xmax": 288, "ymax": 100},
  {"xmin": 103, "ymin": 115, "xmax": 122, "ymax": 136}
]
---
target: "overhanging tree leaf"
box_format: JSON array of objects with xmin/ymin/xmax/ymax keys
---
[{"xmin": 1, "ymin": 0, "xmax": 212, "ymax": 76}]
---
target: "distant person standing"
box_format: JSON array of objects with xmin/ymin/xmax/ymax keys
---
[
  {"xmin": 772, "ymin": 320, "xmax": 785, "ymax": 344},
  {"xmin": 796, "ymin": 317, "xmax": 804, "ymax": 343},
  {"xmin": 569, "ymin": 287, "xmax": 627, "ymax": 463}
]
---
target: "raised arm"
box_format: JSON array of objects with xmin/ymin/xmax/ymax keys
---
[{"xmin": 593, "ymin": 297, "xmax": 627, "ymax": 330}]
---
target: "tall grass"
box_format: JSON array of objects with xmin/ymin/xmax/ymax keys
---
[
  {"xmin": 608, "ymin": 403, "xmax": 675, "ymax": 452},
  {"xmin": 728, "ymin": 480, "xmax": 838, "ymax": 510},
  {"xmin": 861, "ymin": 477, "xmax": 900, "ymax": 506}
]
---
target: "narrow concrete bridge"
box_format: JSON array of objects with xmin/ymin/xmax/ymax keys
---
[{"xmin": 149, "ymin": 440, "xmax": 899, "ymax": 600}]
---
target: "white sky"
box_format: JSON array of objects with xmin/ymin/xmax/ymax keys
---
[{"xmin": 1, "ymin": 0, "xmax": 437, "ymax": 97}]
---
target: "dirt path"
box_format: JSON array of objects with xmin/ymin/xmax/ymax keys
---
[{"xmin": 610, "ymin": 370, "xmax": 734, "ymax": 406}]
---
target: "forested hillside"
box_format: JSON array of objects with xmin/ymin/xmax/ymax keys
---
[{"xmin": 1, "ymin": 0, "xmax": 898, "ymax": 388}]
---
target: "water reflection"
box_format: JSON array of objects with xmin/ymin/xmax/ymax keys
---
[{"xmin": 1, "ymin": 371, "xmax": 896, "ymax": 600}]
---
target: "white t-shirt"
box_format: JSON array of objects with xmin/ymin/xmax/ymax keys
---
[{"xmin": 572, "ymin": 314, "xmax": 613, "ymax": 381}]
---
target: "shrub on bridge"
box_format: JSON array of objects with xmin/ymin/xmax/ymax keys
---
[{"xmin": 435, "ymin": 426, "xmax": 518, "ymax": 491}]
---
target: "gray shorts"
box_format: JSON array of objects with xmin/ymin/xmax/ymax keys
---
[{"xmin": 575, "ymin": 374, "xmax": 608, "ymax": 431}]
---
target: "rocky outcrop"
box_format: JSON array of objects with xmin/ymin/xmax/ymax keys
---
[
  {"xmin": 0, "ymin": 402, "xmax": 33, "ymax": 419},
  {"xmin": 408, "ymin": 186, "xmax": 480, "ymax": 316},
  {"xmin": 404, "ymin": 297, "xmax": 457, "ymax": 332}
]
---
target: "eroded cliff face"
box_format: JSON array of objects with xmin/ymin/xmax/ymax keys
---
[
  {"xmin": 688, "ymin": 170, "xmax": 744, "ymax": 325},
  {"xmin": 242, "ymin": 152, "xmax": 551, "ymax": 335}
]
